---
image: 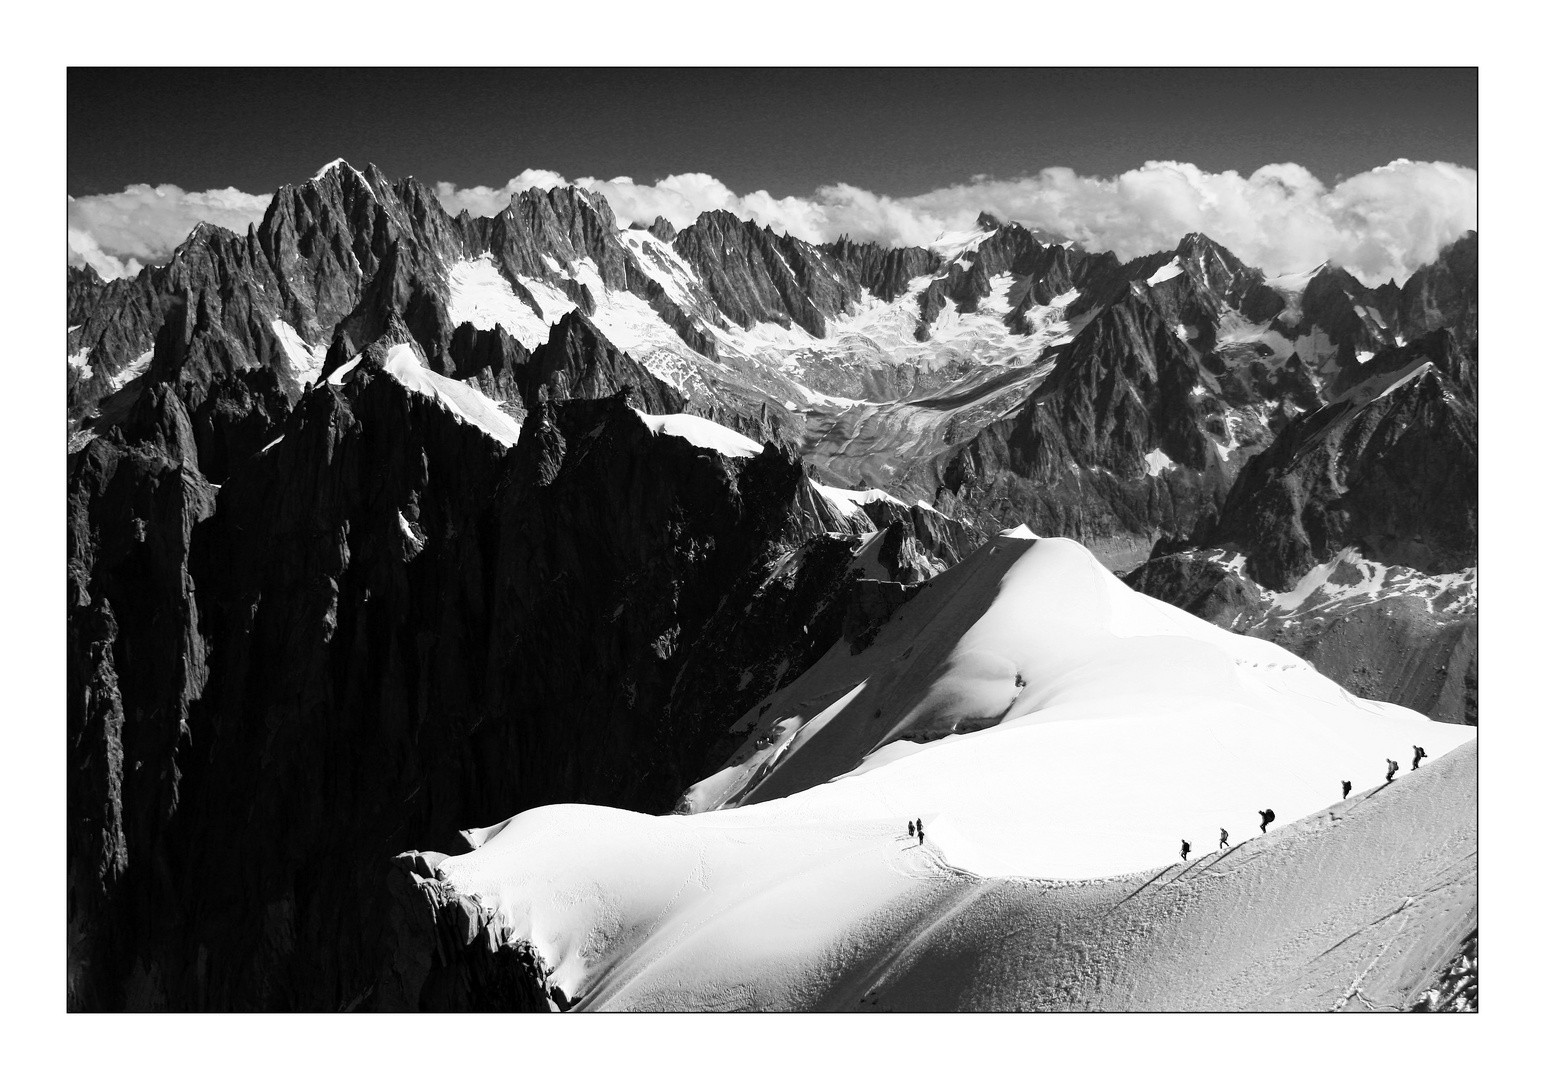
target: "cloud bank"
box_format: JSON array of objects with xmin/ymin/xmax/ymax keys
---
[
  {"xmin": 71, "ymin": 159, "xmax": 1475, "ymax": 286},
  {"xmin": 68, "ymin": 184, "xmax": 273, "ymax": 279}
]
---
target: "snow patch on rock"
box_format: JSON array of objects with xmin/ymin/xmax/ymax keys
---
[
  {"xmin": 631, "ymin": 409, "xmax": 763, "ymax": 458},
  {"xmin": 1146, "ymin": 257, "xmax": 1184, "ymax": 286},
  {"xmin": 271, "ymin": 319, "xmax": 327, "ymax": 384},
  {"xmin": 1144, "ymin": 448, "xmax": 1176, "ymax": 477},
  {"xmin": 380, "ymin": 344, "xmax": 522, "ymax": 447}
]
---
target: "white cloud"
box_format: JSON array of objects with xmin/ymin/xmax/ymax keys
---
[
  {"xmin": 431, "ymin": 169, "xmax": 570, "ymax": 217},
  {"xmin": 432, "ymin": 159, "xmax": 1473, "ymax": 284},
  {"xmin": 68, "ymin": 184, "xmax": 272, "ymax": 279},
  {"xmin": 68, "ymin": 225, "xmax": 143, "ymax": 280},
  {"xmin": 70, "ymin": 160, "xmax": 1475, "ymax": 286},
  {"xmin": 813, "ymin": 159, "xmax": 1475, "ymax": 283}
]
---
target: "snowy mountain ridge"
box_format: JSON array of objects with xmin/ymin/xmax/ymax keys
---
[
  {"xmin": 416, "ymin": 529, "xmax": 1473, "ymax": 1010},
  {"xmin": 65, "ymin": 160, "xmax": 1478, "ymax": 1012}
]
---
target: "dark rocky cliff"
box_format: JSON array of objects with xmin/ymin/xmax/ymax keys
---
[{"xmin": 67, "ymin": 302, "xmax": 959, "ymax": 1008}]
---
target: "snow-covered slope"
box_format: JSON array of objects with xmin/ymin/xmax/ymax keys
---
[
  {"xmin": 429, "ymin": 528, "xmax": 1473, "ymax": 1010},
  {"xmin": 446, "ymin": 254, "xmax": 558, "ymax": 347},
  {"xmin": 271, "ymin": 318, "xmax": 327, "ymax": 385},
  {"xmin": 631, "ymin": 409, "xmax": 763, "ymax": 458},
  {"xmin": 330, "ymin": 342, "xmax": 523, "ymax": 446}
]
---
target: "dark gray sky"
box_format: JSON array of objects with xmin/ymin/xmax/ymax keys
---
[{"xmin": 67, "ymin": 68, "xmax": 1477, "ymax": 198}]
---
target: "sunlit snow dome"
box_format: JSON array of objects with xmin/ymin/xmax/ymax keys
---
[{"xmin": 429, "ymin": 529, "xmax": 1474, "ymax": 1010}]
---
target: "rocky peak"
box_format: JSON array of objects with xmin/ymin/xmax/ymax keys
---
[
  {"xmin": 525, "ymin": 310, "xmax": 684, "ymax": 414},
  {"xmin": 460, "ymin": 186, "xmax": 633, "ymax": 293},
  {"xmin": 1203, "ymin": 355, "xmax": 1476, "ymax": 589},
  {"xmin": 1174, "ymin": 231, "xmax": 1246, "ymax": 272},
  {"xmin": 1127, "ymin": 232, "xmax": 1284, "ymax": 345},
  {"xmin": 515, "ymin": 185, "xmax": 619, "ymax": 244},
  {"xmin": 1042, "ymin": 291, "xmax": 1212, "ymax": 457},
  {"xmin": 258, "ymin": 160, "xmax": 398, "ymax": 328},
  {"xmin": 1399, "ymin": 231, "xmax": 1477, "ymax": 344},
  {"xmin": 68, "ymin": 264, "xmax": 108, "ymax": 325},
  {"xmin": 1276, "ymin": 262, "xmax": 1398, "ymax": 367},
  {"xmin": 672, "ymin": 210, "xmax": 856, "ymax": 337},
  {"xmin": 823, "ymin": 236, "xmax": 938, "ymax": 302},
  {"xmin": 914, "ymin": 223, "xmax": 1049, "ymax": 333}
]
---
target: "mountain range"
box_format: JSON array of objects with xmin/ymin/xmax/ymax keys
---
[{"xmin": 66, "ymin": 160, "xmax": 1477, "ymax": 1011}]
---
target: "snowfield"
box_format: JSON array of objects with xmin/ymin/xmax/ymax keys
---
[
  {"xmin": 446, "ymin": 255, "xmax": 556, "ymax": 348},
  {"xmin": 431, "ymin": 528, "xmax": 1474, "ymax": 1010}
]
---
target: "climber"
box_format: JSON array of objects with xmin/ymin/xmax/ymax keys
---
[
  {"xmin": 1219, "ymin": 827, "xmax": 1230, "ymax": 850},
  {"xmin": 1386, "ymin": 759, "xmax": 1399, "ymax": 783},
  {"xmin": 1258, "ymin": 808, "xmax": 1275, "ymax": 834},
  {"xmin": 1180, "ymin": 839, "xmax": 1191, "ymax": 862},
  {"xmin": 1342, "ymin": 779, "xmax": 1352, "ymax": 799},
  {"xmin": 1413, "ymin": 745, "xmax": 1428, "ymax": 770}
]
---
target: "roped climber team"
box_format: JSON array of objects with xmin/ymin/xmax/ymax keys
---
[{"xmin": 1173, "ymin": 748, "xmax": 1438, "ymax": 863}]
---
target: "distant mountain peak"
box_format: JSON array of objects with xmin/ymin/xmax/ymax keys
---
[{"xmin": 310, "ymin": 157, "xmax": 364, "ymax": 183}]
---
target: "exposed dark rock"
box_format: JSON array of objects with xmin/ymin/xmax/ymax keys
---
[
  {"xmin": 1398, "ymin": 232, "xmax": 1476, "ymax": 349},
  {"xmin": 1123, "ymin": 550, "xmax": 1477, "ymax": 727},
  {"xmin": 824, "ymin": 236, "xmax": 939, "ymax": 302},
  {"xmin": 647, "ymin": 216, "xmax": 677, "ymax": 243},
  {"xmin": 843, "ymin": 578, "xmax": 917, "ymax": 646},
  {"xmin": 672, "ymin": 209, "xmax": 861, "ymax": 336},
  {"xmin": 187, "ymin": 368, "xmax": 292, "ymax": 485},
  {"xmin": 1275, "ymin": 263, "xmax": 1398, "ymax": 370},
  {"xmin": 1121, "ymin": 551, "xmax": 1264, "ymax": 626},
  {"xmin": 66, "ymin": 329, "xmax": 920, "ymax": 1007},
  {"xmin": 68, "ymin": 264, "xmax": 109, "ymax": 326},
  {"xmin": 667, "ymin": 532, "xmax": 870, "ymax": 791},
  {"xmin": 1139, "ymin": 233, "xmax": 1284, "ymax": 352},
  {"xmin": 1201, "ymin": 357, "xmax": 1476, "ymax": 590},
  {"xmin": 915, "ymin": 223, "xmax": 1050, "ymax": 334},
  {"xmin": 67, "ymin": 392, "xmax": 217, "ymax": 1009},
  {"xmin": 931, "ymin": 291, "xmax": 1233, "ymax": 559},
  {"xmin": 523, "ymin": 310, "xmax": 683, "ymax": 413},
  {"xmin": 1263, "ymin": 600, "xmax": 1476, "ymax": 727},
  {"xmin": 375, "ymin": 858, "xmax": 551, "ymax": 1011},
  {"xmin": 446, "ymin": 320, "xmax": 530, "ymax": 406}
]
